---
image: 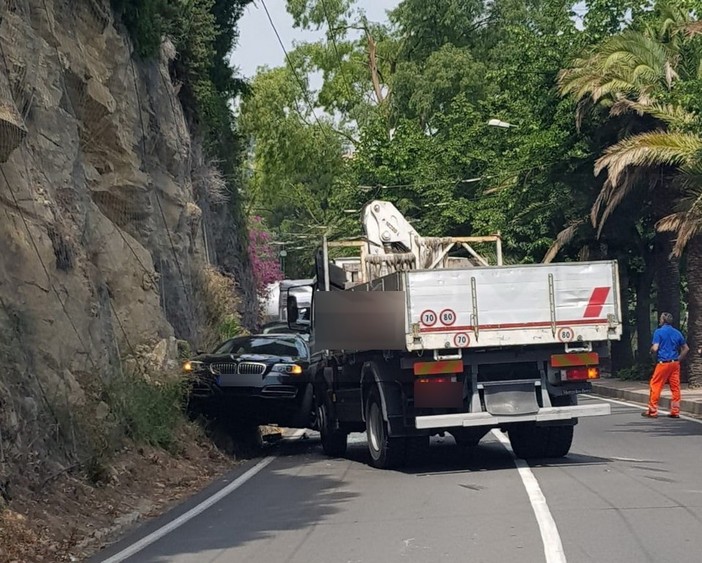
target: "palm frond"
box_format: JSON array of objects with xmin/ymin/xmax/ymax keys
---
[
  {"xmin": 608, "ymin": 98, "xmax": 695, "ymax": 126},
  {"xmin": 592, "ymin": 168, "xmax": 646, "ymax": 236},
  {"xmin": 559, "ymin": 28, "xmax": 679, "ymax": 112},
  {"xmin": 657, "ymin": 211, "xmax": 702, "ymax": 256},
  {"xmin": 595, "ymin": 131, "xmax": 702, "ymax": 185},
  {"xmin": 656, "ymin": 3, "xmax": 693, "ymax": 42},
  {"xmin": 598, "ymin": 30, "xmax": 670, "ymax": 80},
  {"xmin": 543, "ymin": 219, "xmax": 586, "ymax": 264},
  {"xmin": 678, "ymin": 21, "xmax": 702, "ymax": 37},
  {"xmin": 656, "ymin": 160, "xmax": 702, "ymax": 256}
]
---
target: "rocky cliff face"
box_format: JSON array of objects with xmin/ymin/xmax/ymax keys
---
[{"xmin": 0, "ymin": 0, "xmax": 256, "ymax": 486}]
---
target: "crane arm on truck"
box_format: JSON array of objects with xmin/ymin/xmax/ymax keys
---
[{"xmin": 314, "ymin": 200, "xmax": 503, "ymax": 289}]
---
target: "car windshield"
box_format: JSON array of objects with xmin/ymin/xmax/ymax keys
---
[
  {"xmin": 212, "ymin": 340, "xmax": 234, "ymax": 354},
  {"xmin": 229, "ymin": 336, "xmax": 308, "ymax": 359}
]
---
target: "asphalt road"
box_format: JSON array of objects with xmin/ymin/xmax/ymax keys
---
[{"xmin": 91, "ymin": 396, "xmax": 702, "ymax": 563}]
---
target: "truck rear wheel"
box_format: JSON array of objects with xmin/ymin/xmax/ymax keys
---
[
  {"xmin": 317, "ymin": 393, "xmax": 347, "ymax": 458},
  {"xmin": 543, "ymin": 426, "xmax": 574, "ymax": 458},
  {"xmin": 366, "ymin": 387, "xmax": 405, "ymax": 469},
  {"xmin": 508, "ymin": 424, "xmax": 574, "ymax": 459}
]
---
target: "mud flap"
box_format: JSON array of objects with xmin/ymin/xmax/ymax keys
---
[
  {"xmin": 482, "ymin": 382, "xmax": 539, "ymax": 416},
  {"xmin": 289, "ymin": 383, "xmax": 315, "ymax": 428}
]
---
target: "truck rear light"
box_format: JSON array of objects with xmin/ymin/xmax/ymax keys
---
[
  {"xmin": 561, "ymin": 366, "xmax": 599, "ymax": 381},
  {"xmin": 416, "ymin": 376, "xmax": 457, "ymax": 384},
  {"xmin": 414, "ymin": 375, "xmax": 463, "ymax": 408}
]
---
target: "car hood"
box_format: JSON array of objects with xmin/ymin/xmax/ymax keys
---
[
  {"xmin": 192, "ymin": 353, "xmax": 306, "ymax": 365},
  {"xmin": 234, "ymin": 354, "xmax": 305, "ymax": 364}
]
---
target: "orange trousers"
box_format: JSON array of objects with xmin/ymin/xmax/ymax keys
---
[{"xmin": 647, "ymin": 361, "xmax": 681, "ymax": 416}]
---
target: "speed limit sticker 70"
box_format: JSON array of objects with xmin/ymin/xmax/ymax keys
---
[
  {"xmin": 557, "ymin": 327, "xmax": 575, "ymax": 342},
  {"xmin": 454, "ymin": 333, "xmax": 470, "ymax": 347},
  {"xmin": 420, "ymin": 309, "xmax": 437, "ymax": 327}
]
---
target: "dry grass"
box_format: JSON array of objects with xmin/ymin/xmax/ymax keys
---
[
  {"xmin": 1, "ymin": 423, "xmax": 236, "ymax": 562},
  {"xmin": 193, "ymin": 265, "xmax": 247, "ymax": 351},
  {"xmin": 0, "ymin": 508, "xmax": 40, "ymax": 562},
  {"xmin": 191, "ymin": 143, "xmax": 229, "ymax": 206}
]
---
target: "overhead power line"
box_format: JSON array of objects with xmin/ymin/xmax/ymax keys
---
[
  {"xmin": 319, "ymin": 0, "xmax": 357, "ymax": 107},
  {"xmin": 259, "ymin": 0, "xmax": 335, "ymax": 143}
]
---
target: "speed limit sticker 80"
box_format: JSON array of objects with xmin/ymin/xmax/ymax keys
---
[
  {"xmin": 439, "ymin": 308, "xmax": 456, "ymax": 326},
  {"xmin": 557, "ymin": 327, "xmax": 575, "ymax": 342}
]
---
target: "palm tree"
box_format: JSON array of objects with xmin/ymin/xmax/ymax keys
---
[
  {"xmin": 595, "ymin": 125, "xmax": 702, "ymax": 387},
  {"xmin": 557, "ymin": 2, "xmax": 702, "ymax": 358}
]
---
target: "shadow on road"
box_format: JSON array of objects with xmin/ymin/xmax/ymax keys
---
[
  {"xmin": 287, "ymin": 432, "xmax": 614, "ymax": 476},
  {"xmin": 125, "ymin": 453, "xmax": 359, "ymax": 562},
  {"xmin": 93, "ymin": 425, "xmax": 649, "ymax": 562},
  {"xmin": 606, "ymin": 418, "xmax": 702, "ymax": 438}
]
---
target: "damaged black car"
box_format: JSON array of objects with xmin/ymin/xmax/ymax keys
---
[{"xmin": 183, "ymin": 334, "xmax": 315, "ymax": 429}]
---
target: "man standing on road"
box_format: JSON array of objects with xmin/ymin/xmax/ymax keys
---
[{"xmin": 643, "ymin": 312, "xmax": 689, "ymax": 419}]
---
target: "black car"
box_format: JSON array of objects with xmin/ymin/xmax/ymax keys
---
[{"xmin": 183, "ymin": 334, "xmax": 315, "ymax": 429}]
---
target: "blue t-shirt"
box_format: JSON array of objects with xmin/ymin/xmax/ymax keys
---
[{"xmin": 652, "ymin": 324, "xmax": 687, "ymax": 361}]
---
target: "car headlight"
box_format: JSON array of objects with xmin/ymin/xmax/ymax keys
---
[
  {"xmin": 272, "ymin": 363, "xmax": 303, "ymax": 375},
  {"xmin": 183, "ymin": 360, "xmax": 205, "ymax": 373}
]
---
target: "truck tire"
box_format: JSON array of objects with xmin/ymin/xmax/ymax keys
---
[
  {"xmin": 366, "ymin": 387, "xmax": 406, "ymax": 469},
  {"xmin": 543, "ymin": 425, "xmax": 574, "ymax": 458},
  {"xmin": 317, "ymin": 393, "xmax": 348, "ymax": 458},
  {"xmin": 508, "ymin": 424, "xmax": 574, "ymax": 459}
]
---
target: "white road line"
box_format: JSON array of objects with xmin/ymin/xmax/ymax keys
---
[
  {"xmin": 492, "ymin": 429, "xmax": 567, "ymax": 563},
  {"xmin": 98, "ymin": 429, "xmax": 311, "ymax": 563},
  {"xmin": 99, "ymin": 456, "xmax": 276, "ymax": 562},
  {"xmin": 582, "ymin": 394, "xmax": 702, "ymax": 425}
]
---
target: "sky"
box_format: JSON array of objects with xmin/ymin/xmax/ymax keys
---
[
  {"xmin": 227, "ymin": 0, "xmax": 587, "ymax": 114},
  {"xmin": 230, "ymin": 0, "xmax": 402, "ymax": 80}
]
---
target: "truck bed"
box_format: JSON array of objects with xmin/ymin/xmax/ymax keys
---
[{"xmin": 328, "ymin": 260, "xmax": 622, "ymax": 352}]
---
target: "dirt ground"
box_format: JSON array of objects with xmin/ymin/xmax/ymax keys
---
[{"xmin": 0, "ymin": 425, "xmax": 284, "ymax": 563}]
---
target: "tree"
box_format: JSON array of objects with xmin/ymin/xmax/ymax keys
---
[
  {"xmin": 237, "ymin": 62, "xmax": 356, "ymax": 277},
  {"xmin": 558, "ymin": 12, "xmax": 695, "ymax": 338},
  {"xmin": 595, "ymin": 126, "xmax": 702, "ymax": 386},
  {"xmin": 238, "ymin": 0, "xmax": 702, "ymax": 375},
  {"xmin": 556, "ymin": 1, "xmax": 702, "ymax": 363}
]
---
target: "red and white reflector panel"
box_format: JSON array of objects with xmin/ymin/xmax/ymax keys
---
[
  {"xmin": 413, "ymin": 359, "xmax": 463, "ymax": 376},
  {"xmin": 550, "ymin": 352, "xmax": 599, "ymax": 368}
]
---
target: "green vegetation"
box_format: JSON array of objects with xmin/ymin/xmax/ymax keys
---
[
  {"xmin": 238, "ymin": 0, "xmax": 702, "ymax": 385},
  {"xmin": 108, "ymin": 0, "xmax": 702, "ymax": 387},
  {"xmin": 112, "ymin": 0, "xmax": 252, "ymax": 247},
  {"xmin": 46, "ymin": 368, "xmax": 191, "ymax": 485},
  {"xmin": 615, "ymin": 364, "xmax": 653, "ymax": 381},
  {"xmin": 111, "ymin": 0, "xmax": 174, "ymax": 58},
  {"xmin": 106, "ymin": 372, "xmax": 188, "ymax": 453}
]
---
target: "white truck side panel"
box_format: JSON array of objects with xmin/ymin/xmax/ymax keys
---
[{"xmin": 405, "ymin": 261, "xmax": 621, "ymax": 350}]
